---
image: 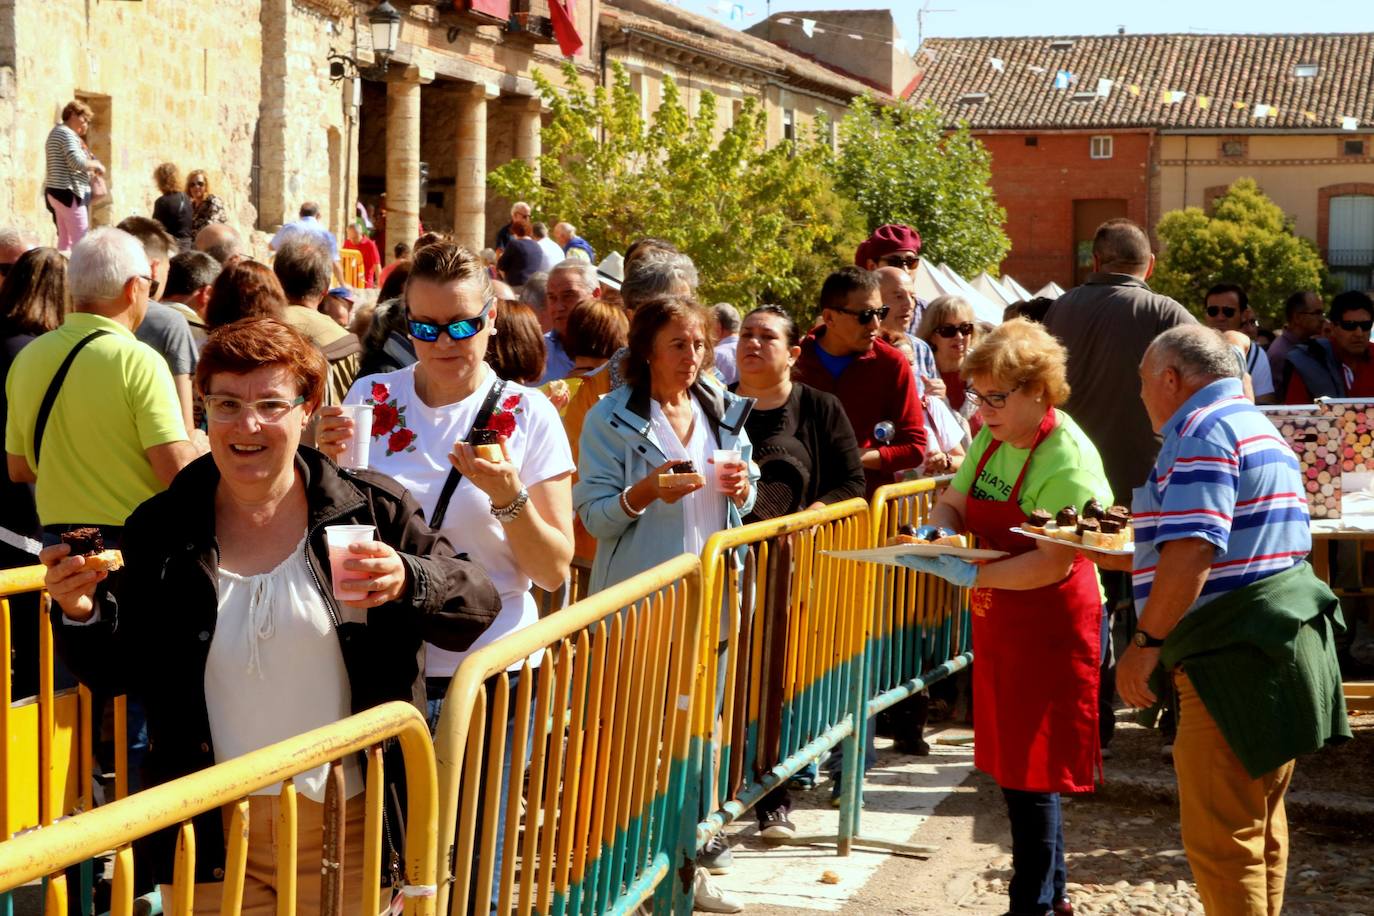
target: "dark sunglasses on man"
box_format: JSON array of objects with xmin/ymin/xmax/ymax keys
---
[
  {"xmin": 1205, "ymin": 305, "xmax": 1237, "ymax": 318},
  {"xmin": 879, "ymin": 254, "xmax": 919, "ymax": 269},
  {"xmin": 837, "ymin": 305, "xmax": 890, "ymax": 324},
  {"xmin": 934, "ymin": 322, "xmax": 975, "ymax": 338},
  {"xmin": 1337, "ymin": 318, "xmax": 1374, "ymax": 333},
  {"xmin": 407, "ymin": 298, "xmax": 494, "ymax": 342}
]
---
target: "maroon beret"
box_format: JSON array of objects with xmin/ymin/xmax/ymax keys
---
[{"xmin": 854, "ymin": 224, "xmax": 923, "ymax": 267}]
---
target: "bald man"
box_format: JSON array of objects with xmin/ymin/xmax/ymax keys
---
[{"xmin": 877, "ymin": 266, "xmax": 942, "ymax": 396}]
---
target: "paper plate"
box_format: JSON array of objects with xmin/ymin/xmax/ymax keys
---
[
  {"xmin": 1012, "ymin": 525, "xmax": 1133, "ymax": 557},
  {"xmin": 822, "ymin": 542, "xmax": 1008, "ymax": 566}
]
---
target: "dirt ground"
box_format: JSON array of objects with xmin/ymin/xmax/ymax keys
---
[{"xmin": 739, "ymin": 711, "xmax": 1374, "ymax": 915}]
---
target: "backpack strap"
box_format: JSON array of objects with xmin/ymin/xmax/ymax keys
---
[
  {"xmin": 34, "ymin": 330, "xmax": 110, "ymax": 467},
  {"xmin": 428, "ymin": 378, "xmax": 508, "ymax": 530}
]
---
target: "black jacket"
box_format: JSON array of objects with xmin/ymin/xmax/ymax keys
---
[{"xmin": 52, "ymin": 447, "xmax": 501, "ymax": 883}]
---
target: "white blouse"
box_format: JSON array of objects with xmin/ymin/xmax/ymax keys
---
[
  {"xmin": 204, "ymin": 534, "xmax": 362, "ymax": 802},
  {"xmin": 649, "ymin": 395, "xmax": 727, "ymax": 557}
]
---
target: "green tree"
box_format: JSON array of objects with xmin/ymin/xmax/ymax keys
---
[
  {"xmin": 488, "ymin": 62, "xmax": 864, "ymax": 315},
  {"xmin": 830, "ymin": 97, "xmax": 1009, "ymax": 276},
  {"xmin": 1152, "ymin": 178, "xmax": 1329, "ymax": 326}
]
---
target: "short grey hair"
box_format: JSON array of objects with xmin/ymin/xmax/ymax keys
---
[
  {"xmin": 511, "ymin": 201, "xmax": 531, "ymax": 217},
  {"xmin": 1147, "ymin": 324, "xmax": 1240, "ymax": 382},
  {"xmin": 549, "ymin": 258, "xmax": 599, "ymax": 294},
  {"xmin": 0, "ymin": 227, "xmax": 29, "ymax": 250},
  {"xmin": 69, "ymin": 228, "xmax": 151, "ymax": 304},
  {"xmin": 620, "ymin": 251, "xmax": 699, "ymax": 310},
  {"xmin": 520, "ymin": 271, "xmax": 548, "ymax": 312},
  {"xmin": 712, "ymin": 302, "xmax": 741, "ymax": 335},
  {"xmin": 554, "ymin": 221, "xmax": 575, "ymax": 238}
]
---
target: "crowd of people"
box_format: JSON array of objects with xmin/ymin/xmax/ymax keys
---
[{"xmin": 0, "ymin": 98, "xmax": 1356, "ymax": 916}]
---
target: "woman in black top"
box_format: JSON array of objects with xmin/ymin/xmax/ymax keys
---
[
  {"xmin": 731, "ymin": 305, "xmax": 865, "ymax": 837},
  {"xmin": 151, "ymin": 162, "xmax": 194, "ymax": 250}
]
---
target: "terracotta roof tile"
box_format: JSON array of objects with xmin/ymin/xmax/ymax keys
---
[{"xmin": 907, "ymin": 33, "xmax": 1374, "ymax": 131}]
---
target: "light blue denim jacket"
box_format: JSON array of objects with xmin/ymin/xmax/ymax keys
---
[{"xmin": 575, "ymin": 380, "xmax": 757, "ymax": 593}]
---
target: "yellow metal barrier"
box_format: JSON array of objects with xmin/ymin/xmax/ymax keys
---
[
  {"xmin": 0, "ymin": 565, "xmax": 128, "ymax": 844},
  {"xmin": 433, "ymin": 553, "xmax": 703, "ymax": 916},
  {"xmin": 339, "ymin": 247, "xmax": 365, "ymax": 288},
  {"xmin": 694, "ymin": 499, "xmax": 871, "ymax": 854},
  {"xmin": 0, "ymin": 701, "xmax": 438, "ymax": 916}
]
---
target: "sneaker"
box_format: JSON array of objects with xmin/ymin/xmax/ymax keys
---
[
  {"xmin": 692, "ymin": 868, "xmax": 743, "ymax": 913},
  {"xmin": 757, "ymin": 807, "xmax": 796, "ymax": 840},
  {"xmin": 894, "ymin": 735, "xmax": 931, "ymax": 756},
  {"xmin": 698, "ymin": 835, "xmax": 733, "ymax": 874},
  {"xmin": 1053, "ymin": 896, "xmax": 1074, "ymax": 914}
]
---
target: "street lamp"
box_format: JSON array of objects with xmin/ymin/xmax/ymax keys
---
[{"xmin": 328, "ymin": 1, "xmax": 403, "ymax": 82}]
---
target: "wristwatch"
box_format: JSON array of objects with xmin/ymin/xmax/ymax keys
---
[
  {"xmin": 1132, "ymin": 629, "xmax": 1166, "ymax": 648},
  {"xmin": 490, "ymin": 487, "xmax": 530, "ymax": 524}
]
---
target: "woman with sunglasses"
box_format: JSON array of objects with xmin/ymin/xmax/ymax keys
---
[
  {"xmin": 186, "ymin": 169, "xmax": 229, "ymax": 235},
  {"xmin": 917, "ymin": 295, "xmax": 983, "ymax": 432},
  {"xmin": 899, "ymin": 319, "xmax": 1110, "ymax": 916}
]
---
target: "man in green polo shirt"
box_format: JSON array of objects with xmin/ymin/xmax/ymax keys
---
[{"xmin": 6, "ymin": 227, "xmax": 199, "ymax": 538}]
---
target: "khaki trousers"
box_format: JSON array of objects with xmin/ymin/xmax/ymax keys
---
[
  {"xmin": 1173, "ymin": 671, "xmax": 1295, "ymax": 916},
  {"xmin": 163, "ymin": 794, "xmax": 368, "ymax": 915}
]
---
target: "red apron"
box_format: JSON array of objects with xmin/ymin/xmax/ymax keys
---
[{"xmin": 964, "ymin": 409, "xmax": 1102, "ymax": 794}]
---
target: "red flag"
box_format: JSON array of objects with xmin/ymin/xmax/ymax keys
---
[{"xmin": 548, "ymin": 0, "xmax": 583, "ymax": 58}]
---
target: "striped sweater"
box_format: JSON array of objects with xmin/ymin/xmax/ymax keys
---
[
  {"xmin": 1132, "ymin": 377, "xmax": 1310, "ymax": 614},
  {"xmin": 44, "ymin": 124, "xmax": 91, "ymax": 197}
]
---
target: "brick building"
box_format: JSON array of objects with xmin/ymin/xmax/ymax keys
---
[{"xmin": 906, "ymin": 33, "xmax": 1374, "ymax": 292}]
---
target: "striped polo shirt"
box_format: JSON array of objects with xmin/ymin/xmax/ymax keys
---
[{"xmin": 1132, "ymin": 377, "xmax": 1310, "ymax": 615}]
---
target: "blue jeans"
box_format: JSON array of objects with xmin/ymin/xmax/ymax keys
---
[
  {"xmin": 1001, "ymin": 787, "xmax": 1065, "ymax": 914},
  {"xmin": 427, "ymin": 670, "xmax": 533, "ymax": 914}
]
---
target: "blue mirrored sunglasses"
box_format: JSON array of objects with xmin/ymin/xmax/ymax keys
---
[{"xmin": 407, "ymin": 298, "xmax": 495, "ymax": 342}]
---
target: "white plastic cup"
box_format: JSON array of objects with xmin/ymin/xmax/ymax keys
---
[
  {"xmin": 325, "ymin": 524, "xmax": 376, "ymax": 601},
  {"xmin": 335, "ymin": 404, "xmax": 374, "ymax": 470},
  {"xmin": 713, "ymin": 448, "xmax": 743, "ymax": 494}
]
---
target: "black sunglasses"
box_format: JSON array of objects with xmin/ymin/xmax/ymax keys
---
[
  {"xmin": 934, "ymin": 322, "xmax": 975, "ymax": 338},
  {"xmin": 880, "ymin": 254, "xmax": 919, "ymax": 269},
  {"xmin": 1206, "ymin": 305, "xmax": 1237, "ymax": 318},
  {"xmin": 838, "ymin": 305, "xmax": 890, "ymax": 324},
  {"xmin": 407, "ymin": 298, "xmax": 495, "ymax": 342},
  {"xmin": 188, "ymin": 180, "xmax": 206, "ymax": 187},
  {"xmin": 1337, "ymin": 319, "xmax": 1374, "ymax": 332}
]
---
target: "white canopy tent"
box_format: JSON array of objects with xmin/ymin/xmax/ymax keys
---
[
  {"xmin": 1035, "ymin": 282, "xmax": 1067, "ymax": 299},
  {"xmin": 936, "ymin": 263, "xmax": 1007, "ymax": 325},
  {"xmin": 1001, "ymin": 274, "xmax": 1035, "ymax": 301},
  {"xmin": 972, "ymin": 271, "xmax": 1019, "ymax": 307}
]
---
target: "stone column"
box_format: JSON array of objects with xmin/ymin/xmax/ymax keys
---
[
  {"xmin": 385, "ymin": 68, "xmax": 430, "ymax": 256},
  {"xmin": 510, "ymin": 95, "xmax": 543, "ymax": 183},
  {"xmin": 455, "ymin": 82, "xmax": 497, "ymax": 251}
]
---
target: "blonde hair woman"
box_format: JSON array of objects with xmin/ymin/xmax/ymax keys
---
[
  {"xmin": 187, "ymin": 169, "xmax": 229, "ymax": 234},
  {"xmin": 917, "ymin": 294, "xmax": 982, "ymax": 426},
  {"xmin": 898, "ymin": 318, "xmax": 1110, "ymax": 916},
  {"xmin": 152, "ymin": 162, "xmax": 194, "ymax": 250}
]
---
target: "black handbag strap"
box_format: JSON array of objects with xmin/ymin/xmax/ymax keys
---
[
  {"xmin": 34, "ymin": 330, "xmax": 110, "ymax": 466},
  {"xmin": 428, "ymin": 378, "xmax": 507, "ymax": 530}
]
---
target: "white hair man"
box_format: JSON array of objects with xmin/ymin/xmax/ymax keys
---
[
  {"xmin": 5, "ymin": 228, "xmax": 199, "ymax": 543},
  {"xmin": 1104, "ymin": 324, "xmax": 1348, "ymax": 915},
  {"xmin": 541, "ymin": 259, "xmax": 601, "ymax": 384},
  {"xmin": 495, "ymin": 201, "xmax": 533, "ymax": 253},
  {"xmin": 0, "ymin": 227, "xmax": 36, "ymax": 278},
  {"xmin": 711, "ymin": 302, "xmax": 741, "ymax": 385},
  {"xmin": 552, "ymin": 221, "xmax": 596, "ymax": 263}
]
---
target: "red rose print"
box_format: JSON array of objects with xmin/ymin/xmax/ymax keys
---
[
  {"xmin": 388, "ymin": 428, "xmax": 416, "ymax": 453},
  {"xmin": 371, "ymin": 383, "xmax": 389, "ymax": 404},
  {"xmin": 488, "ymin": 411, "xmax": 517, "ymax": 438},
  {"xmin": 372, "ymin": 402, "xmax": 400, "ymax": 437},
  {"xmin": 501, "ymin": 394, "xmax": 522, "ymax": 411}
]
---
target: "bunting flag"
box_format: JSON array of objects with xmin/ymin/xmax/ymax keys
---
[
  {"xmin": 1161, "ymin": 90, "xmax": 1185, "ymax": 104},
  {"xmin": 1196, "ymin": 95, "xmax": 1211, "ymax": 109},
  {"xmin": 1096, "ymin": 78, "xmax": 1113, "ymax": 97},
  {"xmin": 1053, "ymin": 70, "xmax": 1073, "ymax": 89},
  {"xmin": 728, "ymin": 3, "xmax": 743, "ymax": 22},
  {"xmin": 547, "ymin": 0, "xmax": 582, "ymax": 57},
  {"xmin": 1233, "ymin": 100, "xmax": 1248, "ymax": 110},
  {"xmin": 1303, "ymin": 110, "xmax": 1317, "ymax": 121},
  {"xmin": 1127, "ymin": 84, "xmax": 1141, "ymax": 96},
  {"xmin": 1028, "ymin": 65, "xmax": 1046, "ymax": 74},
  {"xmin": 1343, "ymin": 116, "xmax": 1361, "ymax": 131},
  {"xmin": 800, "ymin": 17, "xmax": 816, "ymax": 38},
  {"xmin": 1253, "ymin": 103, "xmax": 1272, "ymax": 118},
  {"xmin": 989, "ymin": 57, "xmax": 1005, "ymax": 72}
]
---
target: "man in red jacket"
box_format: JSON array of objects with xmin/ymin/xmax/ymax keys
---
[{"xmin": 798, "ymin": 267, "xmax": 927, "ymax": 496}]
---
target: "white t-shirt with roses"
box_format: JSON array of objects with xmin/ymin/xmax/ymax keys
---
[{"xmin": 344, "ymin": 364, "xmax": 575, "ymax": 677}]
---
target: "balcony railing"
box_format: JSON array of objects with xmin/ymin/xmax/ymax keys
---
[{"xmin": 1327, "ymin": 248, "xmax": 1374, "ymax": 269}]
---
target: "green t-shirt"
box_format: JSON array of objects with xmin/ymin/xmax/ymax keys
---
[
  {"xmin": 952, "ymin": 409, "xmax": 1111, "ymax": 517},
  {"xmin": 5, "ymin": 312, "xmax": 186, "ymax": 526}
]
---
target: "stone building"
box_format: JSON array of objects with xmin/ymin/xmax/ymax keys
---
[
  {"xmin": 1, "ymin": 0, "xmax": 879, "ymax": 260},
  {"xmin": 907, "ymin": 33, "xmax": 1374, "ymax": 292}
]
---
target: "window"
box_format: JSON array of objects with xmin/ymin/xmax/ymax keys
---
[
  {"xmin": 1220, "ymin": 139, "xmax": 1246, "ymax": 158},
  {"xmin": 1090, "ymin": 136, "xmax": 1113, "ymax": 159},
  {"xmin": 829, "ymin": 118, "xmax": 838, "ymax": 152},
  {"xmin": 957, "ymin": 92, "xmax": 988, "ymax": 105},
  {"xmin": 1024, "ymin": 136, "xmax": 1038, "ymax": 147},
  {"xmin": 1070, "ymin": 91, "xmax": 1096, "ymax": 103},
  {"xmin": 1329, "ymin": 195, "xmax": 1374, "ymax": 290},
  {"xmin": 1049, "ymin": 39, "xmax": 1075, "ymax": 51},
  {"xmin": 782, "ymin": 109, "xmax": 795, "ymax": 143},
  {"xmin": 629, "ymin": 71, "xmax": 648, "ymax": 121},
  {"xmin": 731, "ymin": 98, "xmax": 743, "ymax": 126},
  {"xmin": 1294, "ymin": 63, "xmax": 1319, "ymax": 78},
  {"xmin": 1343, "ymin": 139, "xmax": 1367, "ymax": 158}
]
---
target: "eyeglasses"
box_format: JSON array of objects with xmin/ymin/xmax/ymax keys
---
[
  {"xmin": 407, "ymin": 298, "xmax": 495, "ymax": 342},
  {"xmin": 837, "ymin": 305, "xmax": 890, "ymax": 324},
  {"xmin": 1206, "ymin": 305, "xmax": 1238, "ymax": 318},
  {"xmin": 879, "ymin": 254, "xmax": 919, "ymax": 269},
  {"xmin": 934, "ymin": 322, "xmax": 975, "ymax": 339},
  {"xmin": 204, "ymin": 395, "xmax": 306, "ymax": 423},
  {"xmin": 188, "ymin": 180, "xmax": 206, "ymax": 188},
  {"xmin": 965, "ymin": 383, "xmax": 1022, "ymax": 409},
  {"xmin": 1337, "ymin": 319, "xmax": 1374, "ymax": 332}
]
